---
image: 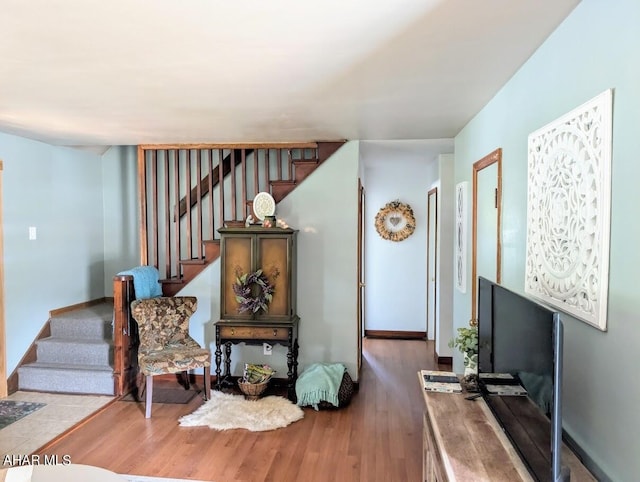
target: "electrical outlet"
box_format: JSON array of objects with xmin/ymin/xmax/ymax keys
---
[{"xmin": 263, "ymin": 343, "xmax": 272, "ymax": 355}]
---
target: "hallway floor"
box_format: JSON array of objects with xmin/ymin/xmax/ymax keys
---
[{"xmin": 0, "ymin": 391, "xmax": 114, "ymax": 460}]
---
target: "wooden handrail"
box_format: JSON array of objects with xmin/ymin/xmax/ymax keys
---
[
  {"xmin": 112, "ymin": 275, "xmax": 136, "ymax": 396},
  {"xmin": 176, "ymin": 151, "xmax": 235, "ymax": 219},
  {"xmin": 139, "ymin": 142, "xmax": 318, "ymax": 150}
]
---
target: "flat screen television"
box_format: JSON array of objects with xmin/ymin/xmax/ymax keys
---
[{"xmin": 477, "ymin": 277, "xmax": 569, "ymax": 482}]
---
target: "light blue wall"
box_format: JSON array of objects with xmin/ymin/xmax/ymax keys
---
[
  {"xmin": 453, "ymin": 1, "xmax": 640, "ymax": 480},
  {"xmin": 1, "ymin": 133, "xmax": 107, "ymax": 374},
  {"xmin": 262, "ymin": 141, "xmax": 360, "ymax": 378},
  {"xmin": 102, "ymin": 145, "xmax": 140, "ymax": 289}
]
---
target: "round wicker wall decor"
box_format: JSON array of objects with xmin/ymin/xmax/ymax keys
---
[{"xmin": 374, "ymin": 200, "xmax": 416, "ymax": 242}]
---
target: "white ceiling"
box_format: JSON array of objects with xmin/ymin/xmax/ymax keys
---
[{"xmin": 0, "ymin": 0, "xmax": 580, "ymax": 149}]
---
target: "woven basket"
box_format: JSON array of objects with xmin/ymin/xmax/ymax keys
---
[{"xmin": 238, "ymin": 379, "xmax": 269, "ymax": 400}]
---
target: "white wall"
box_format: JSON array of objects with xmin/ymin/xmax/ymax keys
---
[
  {"xmin": 361, "ymin": 144, "xmax": 442, "ymax": 333},
  {"xmin": 435, "ymin": 153, "xmax": 454, "ymax": 357}
]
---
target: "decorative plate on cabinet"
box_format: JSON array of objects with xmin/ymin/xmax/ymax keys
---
[{"xmin": 252, "ymin": 192, "xmax": 276, "ymax": 221}]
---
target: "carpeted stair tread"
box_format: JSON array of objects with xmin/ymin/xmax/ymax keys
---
[
  {"xmin": 36, "ymin": 337, "xmax": 112, "ymax": 365},
  {"xmin": 50, "ymin": 302, "xmax": 114, "ymax": 340},
  {"xmin": 17, "ymin": 301, "xmax": 116, "ymax": 396},
  {"xmin": 50, "ymin": 321, "xmax": 113, "ymax": 340},
  {"xmin": 51, "ymin": 302, "xmax": 114, "ymax": 322},
  {"xmin": 20, "ymin": 361, "xmax": 113, "ymax": 372},
  {"xmin": 37, "ymin": 336, "xmax": 111, "ymax": 345},
  {"xmin": 18, "ymin": 362, "xmax": 114, "ymax": 395}
]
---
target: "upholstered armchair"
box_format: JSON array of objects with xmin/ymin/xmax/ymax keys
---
[{"xmin": 131, "ymin": 296, "xmax": 211, "ymax": 418}]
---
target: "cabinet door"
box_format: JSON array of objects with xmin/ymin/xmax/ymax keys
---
[
  {"xmin": 256, "ymin": 235, "xmax": 292, "ymax": 320},
  {"xmin": 221, "ymin": 235, "xmax": 254, "ymax": 319}
]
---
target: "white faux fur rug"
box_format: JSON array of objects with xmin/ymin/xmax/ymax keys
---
[{"xmin": 178, "ymin": 391, "xmax": 304, "ymax": 432}]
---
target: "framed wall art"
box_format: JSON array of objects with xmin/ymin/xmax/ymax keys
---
[
  {"xmin": 455, "ymin": 181, "xmax": 468, "ymax": 293},
  {"xmin": 525, "ymin": 89, "xmax": 612, "ymax": 331}
]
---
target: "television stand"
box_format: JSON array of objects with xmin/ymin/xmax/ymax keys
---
[{"xmin": 418, "ymin": 372, "xmax": 595, "ymax": 481}]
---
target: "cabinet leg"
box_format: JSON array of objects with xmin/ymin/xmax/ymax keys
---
[
  {"xmin": 293, "ymin": 339, "xmax": 299, "ymax": 380},
  {"xmin": 224, "ymin": 342, "xmax": 232, "ymax": 378},
  {"xmin": 215, "ymin": 344, "xmax": 222, "ymax": 390},
  {"xmin": 287, "ymin": 343, "xmax": 296, "ymax": 402}
]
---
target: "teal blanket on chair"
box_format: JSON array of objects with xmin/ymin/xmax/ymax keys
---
[
  {"xmin": 296, "ymin": 362, "xmax": 346, "ymax": 410},
  {"xmin": 117, "ymin": 266, "xmax": 163, "ymax": 299}
]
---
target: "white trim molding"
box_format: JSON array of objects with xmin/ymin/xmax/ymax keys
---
[{"xmin": 455, "ymin": 181, "xmax": 468, "ymax": 294}]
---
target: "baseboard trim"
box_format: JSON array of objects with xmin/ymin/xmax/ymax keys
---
[
  {"xmin": 365, "ymin": 330, "xmax": 426, "ymax": 340},
  {"xmin": 562, "ymin": 430, "xmax": 611, "ymax": 482},
  {"xmin": 49, "ymin": 297, "xmax": 109, "ymax": 317},
  {"xmin": 435, "ymin": 355, "xmax": 453, "ymax": 365},
  {"xmin": 7, "ymin": 321, "xmax": 52, "ymax": 395}
]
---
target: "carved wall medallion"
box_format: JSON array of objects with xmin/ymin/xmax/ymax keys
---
[
  {"xmin": 374, "ymin": 200, "xmax": 416, "ymax": 242},
  {"xmin": 455, "ymin": 182, "xmax": 468, "ymax": 293},
  {"xmin": 525, "ymin": 89, "xmax": 612, "ymax": 330}
]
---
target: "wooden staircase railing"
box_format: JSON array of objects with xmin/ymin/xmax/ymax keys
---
[
  {"xmin": 137, "ymin": 141, "xmax": 344, "ymax": 295},
  {"xmin": 112, "ymin": 274, "xmax": 136, "ymax": 396}
]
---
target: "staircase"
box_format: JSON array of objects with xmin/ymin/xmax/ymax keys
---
[
  {"xmin": 136, "ymin": 141, "xmax": 345, "ymax": 296},
  {"xmin": 18, "ymin": 302, "xmax": 115, "ymax": 395}
]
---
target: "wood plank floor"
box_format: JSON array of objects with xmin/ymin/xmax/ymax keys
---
[{"xmin": 35, "ymin": 338, "xmax": 449, "ymax": 481}]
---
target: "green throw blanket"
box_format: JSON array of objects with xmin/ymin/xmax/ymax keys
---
[{"xmin": 296, "ymin": 362, "xmax": 346, "ymax": 410}]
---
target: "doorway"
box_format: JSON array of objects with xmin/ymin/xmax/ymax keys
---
[
  {"xmin": 357, "ymin": 179, "xmax": 366, "ymax": 379},
  {"xmin": 471, "ymin": 149, "xmax": 502, "ymax": 323},
  {"xmin": 0, "ymin": 160, "xmax": 6, "ymax": 397},
  {"xmin": 426, "ymin": 188, "xmax": 438, "ymax": 341}
]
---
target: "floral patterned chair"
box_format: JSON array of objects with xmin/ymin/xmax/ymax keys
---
[{"xmin": 131, "ymin": 296, "xmax": 211, "ymax": 418}]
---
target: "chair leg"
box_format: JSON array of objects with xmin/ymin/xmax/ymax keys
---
[
  {"xmin": 184, "ymin": 371, "xmax": 191, "ymax": 390},
  {"xmin": 145, "ymin": 375, "xmax": 153, "ymax": 418},
  {"xmin": 204, "ymin": 366, "xmax": 211, "ymax": 400}
]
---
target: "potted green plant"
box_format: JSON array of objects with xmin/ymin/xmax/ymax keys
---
[{"xmin": 448, "ymin": 326, "xmax": 478, "ymax": 376}]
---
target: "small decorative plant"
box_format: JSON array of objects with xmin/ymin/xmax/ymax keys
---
[{"xmin": 448, "ymin": 326, "xmax": 478, "ymax": 374}]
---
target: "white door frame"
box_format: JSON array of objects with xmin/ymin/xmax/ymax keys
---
[
  {"xmin": 0, "ymin": 160, "xmax": 6, "ymax": 397},
  {"xmin": 426, "ymin": 187, "xmax": 438, "ymax": 341}
]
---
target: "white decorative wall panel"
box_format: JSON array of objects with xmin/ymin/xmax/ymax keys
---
[
  {"xmin": 455, "ymin": 181, "xmax": 468, "ymax": 293},
  {"xmin": 525, "ymin": 89, "xmax": 612, "ymax": 330}
]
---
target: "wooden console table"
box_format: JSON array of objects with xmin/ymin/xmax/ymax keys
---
[
  {"xmin": 418, "ymin": 373, "xmax": 595, "ymax": 481},
  {"xmin": 215, "ymin": 318, "xmax": 299, "ymax": 400}
]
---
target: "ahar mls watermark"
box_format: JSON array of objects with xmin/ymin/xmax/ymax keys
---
[{"xmin": 2, "ymin": 454, "xmax": 72, "ymax": 466}]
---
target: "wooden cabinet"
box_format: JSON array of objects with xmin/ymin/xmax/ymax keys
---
[
  {"xmin": 215, "ymin": 227, "xmax": 299, "ymax": 400},
  {"xmin": 423, "ymin": 413, "xmax": 444, "ymax": 482},
  {"xmin": 418, "ymin": 373, "xmax": 596, "ymax": 482},
  {"xmin": 219, "ymin": 227, "xmax": 297, "ymax": 321}
]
